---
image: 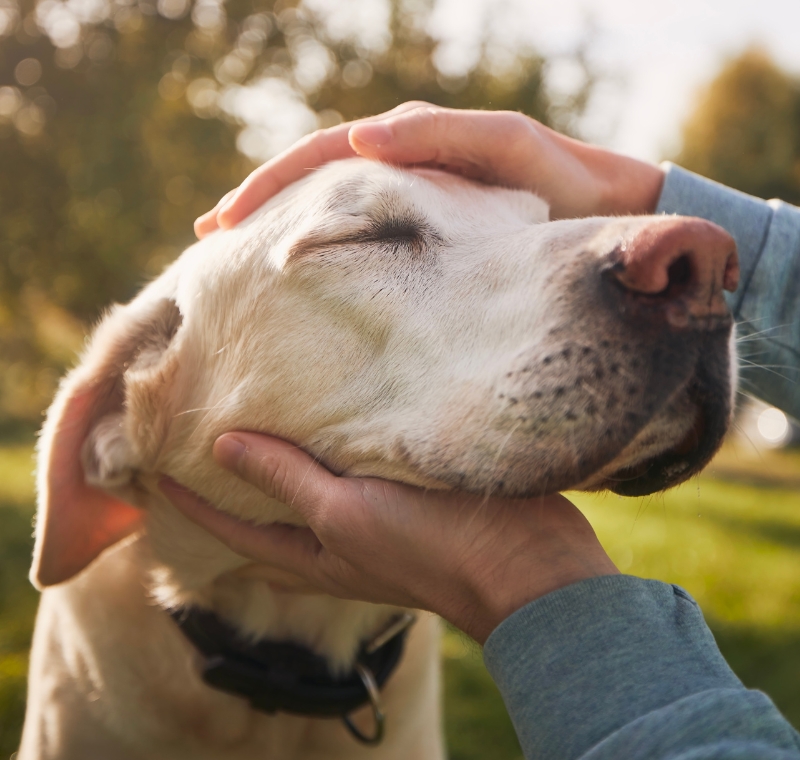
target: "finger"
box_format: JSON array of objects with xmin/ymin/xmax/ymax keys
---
[
  {"xmin": 216, "ymin": 124, "xmax": 358, "ymax": 229},
  {"xmin": 159, "ymin": 475, "xmax": 328, "ymax": 571},
  {"xmin": 216, "ymin": 520, "xmax": 357, "ymax": 600},
  {"xmin": 212, "ymin": 433, "xmax": 352, "ymax": 523},
  {"xmin": 215, "ymin": 102, "xmax": 433, "ymax": 230},
  {"xmin": 194, "ymin": 189, "xmax": 236, "ymax": 239},
  {"xmin": 349, "ymin": 107, "xmax": 536, "ymax": 185}
]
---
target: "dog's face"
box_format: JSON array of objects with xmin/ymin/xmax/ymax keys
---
[{"xmin": 33, "ymin": 158, "xmax": 737, "ymax": 589}]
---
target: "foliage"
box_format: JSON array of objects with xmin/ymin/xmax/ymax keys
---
[
  {"xmin": 442, "ymin": 627, "xmax": 523, "ymax": 760},
  {"xmin": 0, "ymin": 444, "xmax": 39, "ymax": 756},
  {"xmin": 675, "ymin": 48, "xmax": 800, "ymax": 205},
  {"xmin": 0, "ymin": 0, "xmax": 581, "ymax": 425}
]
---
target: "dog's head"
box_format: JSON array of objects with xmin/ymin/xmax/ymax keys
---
[{"xmin": 32, "ymin": 158, "xmax": 738, "ymax": 589}]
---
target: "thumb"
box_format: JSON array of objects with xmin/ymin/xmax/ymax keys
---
[{"xmin": 212, "ymin": 433, "xmax": 349, "ymax": 523}]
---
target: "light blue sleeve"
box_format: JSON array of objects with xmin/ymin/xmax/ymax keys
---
[
  {"xmin": 483, "ymin": 576, "xmax": 800, "ymax": 760},
  {"xmin": 656, "ymin": 163, "xmax": 800, "ymax": 420}
]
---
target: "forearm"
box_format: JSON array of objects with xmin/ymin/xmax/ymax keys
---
[
  {"xmin": 656, "ymin": 164, "xmax": 800, "ymax": 419},
  {"xmin": 483, "ymin": 576, "xmax": 800, "ymax": 760}
]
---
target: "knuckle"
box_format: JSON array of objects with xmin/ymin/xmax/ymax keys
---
[
  {"xmin": 423, "ymin": 104, "xmax": 447, "ymax": 121},
  {"xmin": 499, "ymin": 110, "xmax": 533, "ymax": 136},
  {"xmin": 405, "ymin": 106, "xmax": 449, "ymax": 150},
  {"xmin": 307, "ymin": 497, "xmax": 337, "ymax": 537},
  {"xmin": 252, "ymin": 451, "xmax": 293, "ymax": 503},
  {"xmin": 403, "ymin": 99, "xmax": 434, "ymax": 111},
  {"xmin": 307, "ymin": 486, "xmax": 355, "ymax": 537},
  {"xmin": 299, "ymin": 128, "xmax": 326, "ymax": 147},
  {"xmin": 504, "ymin": 112, "xmax": 537, "ymax": 144},
  {"xmin": 304, "ymin": 497, "xmax": 327, "ymax": 527},
  {"xmin": 405, "ymin": 103, "xmax": 444, "ymax": 125}
]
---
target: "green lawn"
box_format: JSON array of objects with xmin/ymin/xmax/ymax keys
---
[
  {"xmin": 0, "ymin": 444, "xmax": 39, "ymax": 756},
  {"xmin": 1, "ymin": 438, "xmax": 799, "ymax": 759}
]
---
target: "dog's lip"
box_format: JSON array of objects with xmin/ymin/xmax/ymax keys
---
[{"xmin": 602, "ymin": 404, "xmax": 709, "ymax": 496}]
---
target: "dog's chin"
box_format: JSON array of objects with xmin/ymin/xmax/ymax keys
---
[
  {"xmin": 418, "ymin": 395, "xmax": 729, "ymax": 501},
  {"xmin": 599, "ymin": 392, "xmax": 729, "ymax": 496}
]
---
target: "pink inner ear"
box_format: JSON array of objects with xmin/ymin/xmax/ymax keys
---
[{"xmin": 32, "ymin": 385, "xmax": 143, "ymax": 588}]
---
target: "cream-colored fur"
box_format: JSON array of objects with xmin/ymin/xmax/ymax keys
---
[{"xmin": 21, "ymin": 159, "xmax": 736, "ymax": 759}]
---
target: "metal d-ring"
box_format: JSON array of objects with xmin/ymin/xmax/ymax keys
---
[
  {"xmin": 364, "ymin": 612, "xmax": 416, "ymax": 654},
  {"xmin": 342, "ymin": 662, "xmax": 385, "ymax": 745}
]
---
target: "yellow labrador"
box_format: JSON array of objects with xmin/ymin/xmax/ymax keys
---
[{"xmin": 20, "ymin": 159, "xmax": 738, "ymax": 759}]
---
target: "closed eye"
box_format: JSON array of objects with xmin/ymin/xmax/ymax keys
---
[
  {"xmin": 291, "ymin": 214, "xmax": 439, "ymax": 259},
  {"xmin": 363, "ymin": 216, "xmax": 431, "ymax": 255},
  {"xmin": 369, "ymin": 217, "xmax": 423, "ymax": 241}
]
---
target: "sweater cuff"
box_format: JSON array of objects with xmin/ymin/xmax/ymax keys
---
[{"xmin": 483, "ymin": 575, "xmax": 742, "ymax": 760}]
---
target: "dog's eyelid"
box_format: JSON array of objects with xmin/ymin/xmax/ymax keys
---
[
  {"xmin": 369, "ymin": 216, "xmax": 426, "ymax": 240},
  {"xmin": 289, "ymin": 215, "xmax": 440, "ymax": 258}
]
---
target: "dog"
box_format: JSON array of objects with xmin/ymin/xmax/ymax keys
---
[{"xmin": 19, "ymin": 158, "xmax": 738, "ymax": 759}]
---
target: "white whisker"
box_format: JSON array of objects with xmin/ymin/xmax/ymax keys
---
[
  {"xmin": 173, "ymin": 407, "xmax": 218, "ymax": 418},
  {"xmin": 735, "ymin": 324, "xmax": 790, "ymax": 342},
  {"xmin": 737, "ymin": 359, "xmax": 796, "ymax": 383},
  {"xmin": 482, "ymin": 420, "xmax": 523, "ymax": 502}
]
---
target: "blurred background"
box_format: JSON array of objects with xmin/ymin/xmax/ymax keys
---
[{"xmin": 1, "ymin": 0, "xmax": 799, "ymax": 756}]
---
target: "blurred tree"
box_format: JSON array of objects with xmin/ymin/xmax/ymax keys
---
[
  {"xmin": 675, "ymin": 49, "xmax": 800, "ymax": 205},
  {"xmin": 0, "ymin": 0, "xmax": 589, "ymax": 426}
]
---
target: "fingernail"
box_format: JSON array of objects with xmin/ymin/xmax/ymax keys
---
[
  {"xmin": 214, "ymin": 435, "xmax": 248, "ymax": 472},
  {"xmin": 351, "ymin": 122, "xmax": 393, "ymax": 147}
]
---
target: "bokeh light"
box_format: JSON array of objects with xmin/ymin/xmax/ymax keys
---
[{"xmin": 757, "ymin": 407, "xmax": 791, "ymax": 447}]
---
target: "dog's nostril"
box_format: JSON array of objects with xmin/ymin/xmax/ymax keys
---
[
  {"xmin": 661, "ymin": 253, "xmax": 693, "ymax": 297},
  {"xmin": 607, "ymin": 219, "xmax": 737, "ymax": 327}
]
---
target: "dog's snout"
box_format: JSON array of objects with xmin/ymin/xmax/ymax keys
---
[{"xmin": 606, "ymin": 218, "xmax": 739, "ymax": 329}]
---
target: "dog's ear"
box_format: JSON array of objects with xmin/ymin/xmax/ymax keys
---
[{"xmin": 31, "ymin": 297, "xmax": 183, "ymax": 589}]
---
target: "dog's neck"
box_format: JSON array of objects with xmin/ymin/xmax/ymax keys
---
[{"xmin": 139, "ymin": 493, "xmax": 400, "ymax": 671}]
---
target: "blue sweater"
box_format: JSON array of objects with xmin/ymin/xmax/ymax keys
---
[{"xmin": 482, "ymin": 164, "xmax": 800, "ymax": 760}]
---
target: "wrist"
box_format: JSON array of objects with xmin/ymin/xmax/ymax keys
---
[
  {"xmin": 598, "ymin": 153, "xmax": 666, "ymax": 216},
  {"xmin": 443, "ymin": 503, "xmax": 621, "ymax": 644},
  {"xmin": 468, "ymin": 563, "xmax": 620, "ymax": 644},
  {"xmin": 535, "ymin": 124, "xmax": 665, "ymax": 219}
]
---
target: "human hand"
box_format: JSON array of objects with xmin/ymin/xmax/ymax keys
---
[
  {"xmin": 195, "ymin": 103, "xmax": 665, "ymax": 238},
  {"xmin": 159, "ymin": 433, "xmax": 618, "ymax": 644}
]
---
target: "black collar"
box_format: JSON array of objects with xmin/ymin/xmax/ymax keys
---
[{"xmin": 169, "ymin": 606, "xmax": 414, "ymax": 745}]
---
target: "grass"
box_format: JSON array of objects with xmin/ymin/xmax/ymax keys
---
[
  {"xmin": 1, "ymin": 437, "xmax": 799, "ymax": 759},
  {"xmin": 0, "ymin": 444, "xmax": 39, "ymax": 756}
]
